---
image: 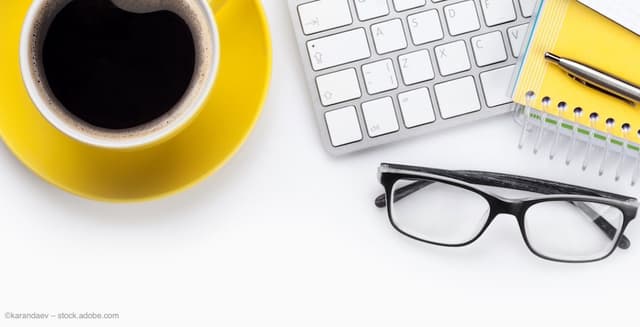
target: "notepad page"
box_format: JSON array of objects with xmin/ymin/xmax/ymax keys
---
[
  {"xmin": 512, "ymin": 0, "xmax": 640, "ymax": 141},
  {"xmin": 579, "ymin": 0, "xmax": 640, "ymax": 36}
]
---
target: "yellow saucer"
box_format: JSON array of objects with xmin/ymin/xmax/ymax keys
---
[{"xmin": 0, "ymin": 0, "xmax": 272, "ymax": 202}]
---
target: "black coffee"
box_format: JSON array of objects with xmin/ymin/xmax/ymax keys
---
[{"xmin": 42, "ymin": 0, "xmax": 196, "ymax": 130}]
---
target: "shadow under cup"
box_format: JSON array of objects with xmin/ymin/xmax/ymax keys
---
[{"xmin": 20, "ymin": 0, "xmax": 220, "ymax": 149}]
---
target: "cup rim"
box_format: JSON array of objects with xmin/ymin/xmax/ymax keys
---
[{"xmin": 19, "ymin": 0, "xmax": 221, "ymax": 150}]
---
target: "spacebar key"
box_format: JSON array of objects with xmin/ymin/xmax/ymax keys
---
[{"xmin": 307, "ymin": 28, "xmax": 371, "ymax": 71}]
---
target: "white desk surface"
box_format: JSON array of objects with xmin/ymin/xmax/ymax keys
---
[{"xmin": 1, "ymin": 2, "xmax": 638, "ymax": 326}]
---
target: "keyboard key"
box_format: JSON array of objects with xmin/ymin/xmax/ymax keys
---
[
  {"xmin": 435, "ymin": 76, "xmax": 481, "ymax": 119},
  {"xmin": 480, "ymin": 65, "xmax": 515, "ymax": 107},
  {"xmin": 408, "ymin": 10, "xmax": 444, "ymax": 45},
  {"xmin": 399, "ymin": 50, "xmax": 435, "ymax": 85},
  {"xmin": 362, "ymin": 97, "xmax": 400, "ymax": 137},
  {"xmin": 435, "ymin": 41, "xmax": 471, "ymax": 76},
  {"xmin": 325, "ymin": 107, "xmax": 363, "ymax": 146},
  {"xmin": 519, "ymin": 0, "xmax": 536, "ymax": 17},
  {"xmin": 316, "ymin": 68, "xmax": 362, "ymax": 106},
  {"xmin": 480, "ymin": 0, "xmax": 516, "ymax": 27},
  {"xmin": 507, "ymin": 24, "xmax": 529, "ymax": 57},
  {"xmin": 444, "ymin": 1, "xmax": 481, "ymax": 36},
  {"xmin": 399, "ymin": 88, "xmax": 436, "ymax": 128},
  {"xmin": 371, "ymin": 19, "xmax": 408, "ymax": 54},
  {"xmin": 298, "ymin": 0, "xmax": 353, "ymax": 35},
  {"xmin": 471, "ymin": 31, "xmax": 507, "ymax": 67},
  {"xmin": 307, "ymin": 28, "xmax": 371, "ymax": 71},
  {"xmin": 363, "ymin": 59, "xmax": 399, "ymax": 94},
  {"xmin": 393, "ymin": 0, "xmax": 427, "ymax": 12},
  {"xmin": 354, "ymin": 0, "xmax": 390, "ymax": 21}
]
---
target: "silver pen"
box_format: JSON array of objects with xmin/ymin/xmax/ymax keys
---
[{"xmin": 544, "ymin": 52, "xmax": 640, "ymax": 105}]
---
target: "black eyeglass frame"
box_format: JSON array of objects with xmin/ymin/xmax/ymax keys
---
[{"xmin": 376, "ymin": 163, "xmax": 639, "ymax": 263}]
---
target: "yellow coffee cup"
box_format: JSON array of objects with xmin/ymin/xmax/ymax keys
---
[{"xmin": 20, "ymin": 0, "xmax": 223, "ymax": 150}]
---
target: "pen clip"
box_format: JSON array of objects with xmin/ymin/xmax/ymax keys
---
[{"xmin": 568, "ymin": 73, "xmax": 635, "ymax": 106}]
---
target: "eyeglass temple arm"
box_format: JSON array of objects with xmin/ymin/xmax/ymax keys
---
[
  {"xmin": 375, "ymin": 181, "xmax": 431, "ymax": 208},
  {"xmin": 448, "ymin": 170, "xmax": 636, "ymax": 202},
  {"xmin": 375, "ymin": 170, "xmax": 631, "ymax": 249},
  {"xmin": 571, "ymin": 201, "xmax": 629, "ymax": 248}
]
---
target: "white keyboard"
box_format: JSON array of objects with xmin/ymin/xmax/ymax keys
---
[{"xmin": 288, "ymin": 0, "xmax": 535, "ymax": 155}]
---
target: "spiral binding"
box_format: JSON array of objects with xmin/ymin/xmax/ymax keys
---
[{"xmin": 514, "ymin": 92, "xmax": 640, "ymax": 185}]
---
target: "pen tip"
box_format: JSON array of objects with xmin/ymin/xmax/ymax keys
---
[{"xmin": 544, "ymin": 52, "xmax": 561, "ymax": 63}]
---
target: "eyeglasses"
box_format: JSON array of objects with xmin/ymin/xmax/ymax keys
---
[{"xmin": 375, "ymin": 163, "xmax": 638, "ymax": 263}]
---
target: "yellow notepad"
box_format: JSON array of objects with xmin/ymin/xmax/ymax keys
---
[{"xmin": 512, "ymin": 0, "xmax": 640, "ymax": 141}]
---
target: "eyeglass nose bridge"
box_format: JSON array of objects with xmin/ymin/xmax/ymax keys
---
[{"xmin": 488, "ymin": 196, "xmax": 529, "ymax": 220}]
